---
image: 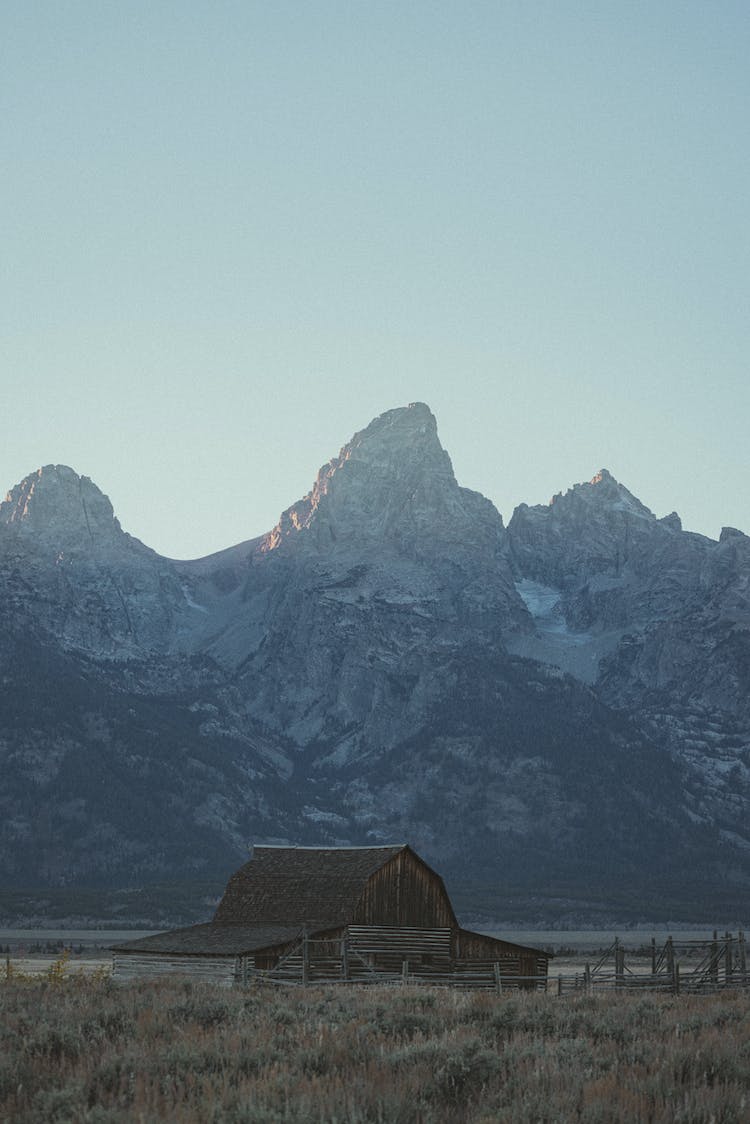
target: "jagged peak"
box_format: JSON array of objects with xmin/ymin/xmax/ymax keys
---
[
  {"xmin": 361, "ymin": 401, "xmax": 436, "ymax": 430},
  {"xmin": 261, "ymin": 403, "xmax": 496, "ymax": 554},
  {"xmin": 720, "ymin": 526, "xmax": 748, "ymax": 544},
  {"xmin": 547, "ymin": 467, "xmax": 654, "ymax": 520},
  {"xmin": 1, "ymin": 463, "xmax": 122, "ymax": 541},
  {"xmin": 343, "ymin": 402, "xmax": 440, "ymax": 462}
]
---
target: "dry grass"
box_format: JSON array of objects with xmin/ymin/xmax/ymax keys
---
[{"xmin": 1, "ymin": 972, "xmax": 749, "ymax": 1122}]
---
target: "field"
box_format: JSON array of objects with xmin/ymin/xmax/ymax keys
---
[{"xmin": 2, "ymin": 968, "xmax": 750, "ymax": 1123}]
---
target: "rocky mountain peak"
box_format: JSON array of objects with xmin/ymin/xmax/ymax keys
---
[
  {"xmin": 348, "ymin": 401, "xmax": 440, "ymax": 456},
  {"xmin": 0, "ymin": 465, "xmax": 194, "ymax": 657},
  {"xmin": 508, "ymin": 467, "xmax": 673, "ymax": 593},
  {"xmin": 0, "ymin": 464, "xmax": 122, "ymax": 545},
  {"xmin": 262, "ymin": 402, "xmax": 501, "ymax": 555},
  {"xmin": 720, "ymin": 526, "xmax": 748, "ymax": 543},
  {"xmin": 549, "ymin": 468, "xmax": 654, "ymax": 521},
  {"xmin": 659, "ymin": 512, "xmax": 682, "ymax": 532}
]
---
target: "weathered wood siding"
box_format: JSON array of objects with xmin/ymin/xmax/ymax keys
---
[
  {"xmin": 453, "ymin": 929, "xmax": 549, "ymax": 986},
  {"xmin": 250, "ymin": 925, "xmax": 547, "ymax": 989},
  {"xmin": 113, "ymin": 953, "xmax": 237, "ymax": 986},
  {"xmin": 352, "ymin": 850, "xmax": 456, "ymax": 927},
  {"xmin": 348, "ymin": 926, "xmax": 452, "ymax": 971},
  {"xmin": 251, "ymin": 926, "xmax": 452, "ymax": 983}
]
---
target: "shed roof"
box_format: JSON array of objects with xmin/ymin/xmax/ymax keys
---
[
  {"xmin": 112, "ymin": 922, "xmax": 307, "ymax": 956},
  {"xmin": 213, "ymin": 844, "xmax": 407, "ymax": 927}
]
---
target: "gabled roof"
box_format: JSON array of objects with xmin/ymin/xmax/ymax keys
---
[
  {"xmin": 110, "ymin": 845, "xmax": 552, "ymax": 962},
  {"xmin": 213, "ymin": 844, "xmax": 407, "ymax": 927}
]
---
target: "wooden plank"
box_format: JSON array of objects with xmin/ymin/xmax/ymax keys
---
[
  {"xmin": 352, "ymin": 850, "xmax": 457, "ymax": 929},
  {"xmin": 113, "ymin": 953, "xmax": 236, "ymax": 985}
]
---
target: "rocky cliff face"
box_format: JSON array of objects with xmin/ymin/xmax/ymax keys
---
[
  {"xmin": 0, "ymin": 465, "xmax": 197, "ymax": 656},
  {"xmin": 196, "ymin": 404, "xmax": 527, "ymax": 757},
  {"xmin": 2, "ymin": 409, "xmax": 749, "ymax": 921},
  {"xmin": 507, "ymin": 470, "xmax": 750, "ymax": 861}
]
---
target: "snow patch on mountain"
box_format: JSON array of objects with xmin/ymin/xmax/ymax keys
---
[{"xmin": 507, "ymin": 579, "xmax": 622, "ymax": 683}]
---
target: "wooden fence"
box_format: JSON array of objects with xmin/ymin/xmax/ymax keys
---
[
  {"xmin": 250, "ymin": 929, "xmax": 750, "ymax": 996},
  {"xmin": 554, "ymin": 931, "xmax": 750, "ymax": 996},
  {"xmin": 246, "ymin": 931, "xmax": 548, "ymax": 991}
]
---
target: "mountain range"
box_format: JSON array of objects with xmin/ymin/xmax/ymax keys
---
[{"xmin": 2, "ymin": 403, "xmax": 749, "ymax": 924}]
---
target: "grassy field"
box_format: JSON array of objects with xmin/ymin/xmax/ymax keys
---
[{"xmin": 2, "ymin": 970, "xmax": 749, "ymax": 1123}]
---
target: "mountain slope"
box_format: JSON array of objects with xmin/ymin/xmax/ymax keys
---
[
  {"xmin": 507, "ymin": 470, "xmax": 750, "ymax": 863},
  {"xmin": 2, "ymin": 407, "xmax": 749, "ymax": 921}
]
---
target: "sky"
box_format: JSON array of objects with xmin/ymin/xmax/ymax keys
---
[{"xmin": 2, "ymin": 1, "xmax": 749, "ymax": 558}]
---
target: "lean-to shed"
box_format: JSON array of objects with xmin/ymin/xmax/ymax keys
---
[{"xmin": 112, "ymin": 844, "xmax": 550, "ymax": 989}]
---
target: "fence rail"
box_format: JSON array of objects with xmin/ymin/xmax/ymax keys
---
[
  {"xmin": 553, "ymin": 930, "xmax": 750, "ymax": 995},
  {"xmin": 248, "ymin": 929, "xmax": 750, "ymax": 996}
]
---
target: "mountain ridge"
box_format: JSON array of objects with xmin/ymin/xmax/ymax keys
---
[
  {"xmin": 4, "ymin": 447, "xmax": 743, "ymax": 572},
  {"xmin": 2, "ymin": 403, "xmax": 749, "ymax": 922}
]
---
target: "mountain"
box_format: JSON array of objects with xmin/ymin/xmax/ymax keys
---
[
  {"xmin": 1, "ymin": 406, "xmax": 749, "ymax": 924},
  {"xmin": 508, "ymin": 470, "xmax": 750, "ymax": 857},
  {"xmin": 0, "ymin": 465, "xmax": 193, "ymax": 655}
]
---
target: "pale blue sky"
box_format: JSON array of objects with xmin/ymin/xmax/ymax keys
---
[{"xmin": 3, "ymin": 2, "xmax": 748, "ymax": 557}]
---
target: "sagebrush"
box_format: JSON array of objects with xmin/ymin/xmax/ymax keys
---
[{"xmin": 2, "ymin": 976, "xmax": 749, "ymax": 1122}]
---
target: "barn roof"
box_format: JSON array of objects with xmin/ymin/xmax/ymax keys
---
[
  {"xmin": 110, "ymin": 844, "xmax": 552, "ymax": 962},
  {"xmin": 213, "ymin": 844, "xmax": 408, "ymax": 927},
  {"xmin": 112, "ymin": 922, "xmax": 306, "ymax": 956}
]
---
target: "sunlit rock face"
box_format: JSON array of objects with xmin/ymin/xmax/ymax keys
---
[
  {"xmin": 198, "ymin": 403, "xmax": 528, "ymax": 755},
  {"xmin": 0, "ymin": 465, "xmax": 192, "ymax": 655},
  {"xmin": 1, "ymin": 407, "xmax": 750, "ymax": 920},
  {"xmin": 264, "ymin": 403, "xmax": 503, "ymax": 560},
  {"xmin": 1, "ymin": 465, "xmax": 124, "ymax": 543}
]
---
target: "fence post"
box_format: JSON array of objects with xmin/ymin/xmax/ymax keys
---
[
  {"xmin": 614, "ymin": 937, "xmax": 618, "ymax": 989},
  {"xmin": 674, "ymin": 962, "xmax": 680, "ymax": 995},
  {"xmin": 739, "ymin": 930, "xmax": 746, "ymax": 984},
  {"xmin": 341, "ymin": 937, "xmax": 349, "ymax": 981},
  {"xmin": 711, "ymin": 931, "xmax": 719, "ymax": 987},
  {"xmin": 302, "ymin": 927, "xmax": 309, "ymax": 985},
  {"xmin": 666, "ymin": 936, "xmax": 675, "ymax": 988},
  {"xmin": 651, "ymin": 938, "xmax": 656, "ymax": 976},
  {"xmin": 725, "ymin": 932, "xmax": 733, "ymax": 986},
  {"xmin": 493, "ymin": 961, "xmax": 502, "ymax": 995},
  {"xmin": 615, "ymin": 938, "xmax": 625, "ymax": 989},
  {"xmin": 5, "ymin": 957, "xmax": 9, "ymax": 982},
  {"xmin": 584, "ymin": 963, "xmax": 591, "ymax": 995},
  {"xmin": 401, "ymin": 959, "xmax": 409, "ymax": 984},
  {"xmin": 557, "ymin": 974, "xmax": 563, "ymax": 997}
]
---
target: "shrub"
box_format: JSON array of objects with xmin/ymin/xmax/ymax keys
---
[{"xmin": 1, "ymin": 981, "xmax": 750, "ymax": 1122}]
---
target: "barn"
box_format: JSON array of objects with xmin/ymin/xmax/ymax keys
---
[{"xmin": 112, "ymin": 844, "xmax": 550, "ymax": 989}]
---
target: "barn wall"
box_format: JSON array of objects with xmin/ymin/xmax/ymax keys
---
[
  {"xmin": 255, "ymin": 926, "xmax": 452, "ymax": 982},
  {"xmin": 453, "ymin": 929, "xmax": 549, "ymax": 986},
  {"xmin": 348, "ymin": 926, "xmax": 452, "ymax": 971},
  {"xmin": 252, "ymin": 927, "xmax": 345, "ymax": 974},
  {"xmin": 353, "ymin": 850, "xmax": 456, "ymax": 927},
  {"xmin": 453, "ymin": 930, "xmax": 543, "ymax": 959},
  {"xmin": 113, "ymin": 953, "xmax": 237, "ymax": 986}
]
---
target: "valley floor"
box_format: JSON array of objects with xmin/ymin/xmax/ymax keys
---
[{"xmin": 2, "ymin": 974, "xmax": 749, "ymax": 1122}]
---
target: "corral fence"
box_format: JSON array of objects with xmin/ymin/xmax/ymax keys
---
[
  {"xmin": 6, "ymin": 930, "xmax": 750, "ymax": 996},
  {"xmin": 246, "ymin": 931, "xmax": 548, "ymax": 992},
  {"xmin": 250, "ymin": 929, "xmax": 750, "ymax": 996},
  {"xmin": 554, "ymin": 931, "xmax": 750, "ymax": 996}
]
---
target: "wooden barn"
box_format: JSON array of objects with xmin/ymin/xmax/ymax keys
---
[{"xmin": 112, "ymin": 844, "xmax": 550, "ymax": 989}]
